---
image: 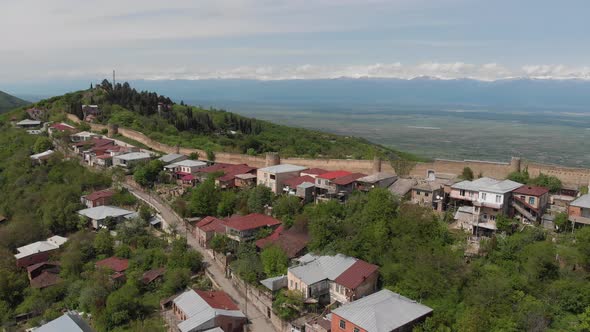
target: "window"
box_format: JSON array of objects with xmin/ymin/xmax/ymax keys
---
[
  {"xmin": 469, "ymin": 191, "xmax": 474, "ymax": 197},
  {"xmin": 460, "ymin": 190, "xmax": 466, "ymax": 196},
  {"xmin": 340, "ymin": 320, "xmax": 346, "ymax": 329},
  {"xmin": 483, "ymin": 213, "xmax": 488, "ymax": 220},
  {"xmin": 295, "ymin": 283, "xmax": 299, "ymax": 290},
  {"xmin": 425, "ymin": 192, "xmax": 429, "ymax": 197},
  {"xmin": 290, "ymin": 280, "xmax": 293, "ymax": 288},
  {"xmin": 490, "ymin": 215, "xmax": 496, "ymax": 221},
  {"xmin": 481, "ymin": 193, "xmax": 487, "ymax": 200},
  {"xmin": 529, "ymin": 197, "xmax": 535, "ymax": 205},
  {"xmin": 270, "ymin": 174, "xmax": 276, "ymax": 180},
  {"xmin": 354, "ymin": 328, "xmax": 360, "ymax": 332},
  {"xmin": 496, "ymin": 195, "xmax": 501, "ymax": 203}
]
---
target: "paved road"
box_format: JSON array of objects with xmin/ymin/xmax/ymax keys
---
[{"xmin": 123, "ymin": 184, "xmax": 277, "ymax": 332}]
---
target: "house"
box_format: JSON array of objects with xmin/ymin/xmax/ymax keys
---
[
  {"xmin": 14, "ymin": 235, "xmax": 68, "ymax": 268},
  {"xmin": 30, "ymin": 150, "xmax": 55, "ymax": 164},
  {"xmin": 315, "ymin": 171, "xmax": 351, "ymax": 195},
  {"xmin": 159, "ymin": 153, "xmax": 188, "ymax": 165},
  {"xmin": 164, "ymin": 159, "xmax": 208, "ymax": 176},
  {"xmin": 388, "ymin": 178, "xmax": 417, "ymax": 198},
  {"xmin": 305, "ymin": 316, "xmax": 332, "ymax": 332},
  {"xmin": 215, "ymin": 164, "xmax": 257, "ymax": 189},
  {"xmin": 16, "ymin": 119, "xmax": 42, "ymax": 128},
  {"xmin": 224, "ymin": 213, "xmax": 282, "ymax": 242},
  {"xmin": 301, "ymin": 168, "xmax": 329, "ymax": 178},
  {"xmin": 81, "ymin": 189, "xmax": 115, "ymax": 208},
  {"xmin": 260, "ymin": 275, "xmax": 289, "ymax": 292},
  {"xmin": 331, "ymin": 289, "xmax": 433, "ymax": 332},
  {"xmin": 35, "ymin": 311, "xmax": 94, "ymax": 332},
  {"xmin": 71, "ymin": 131, "xmax": 99, "ymax": 143},
  {"xmin": 48, "ymin": 122, "xmax": 77, "ymax": 135},
  {"xmin": 287, "ymin": 254, "xmax": 379, "ymax": 305},
  {"xmin": 332, "ymin": 173, "xmax": 367, "ymax": 196},
  {"xmin": 356, "ymin": 172, "xmax": 398, "ymax": 191},
  {"xmin": 196, "ymin": 163, "xmax": 233, "ymax": 181},
  {"xmin": 297, "ymin": 182, "xmax": 317, "ymax": 203},
  {"xmin": 234, "ymin": 173, "xmax": 257, "ymax": 188},
  {"xmin": 96, "ymin": 256, "xmax": 129, "ymax": 281},
  {"xmin": 511, "ymin": 186, "xmax": 550, "ymax": 223},
  {"xmin": 283, "ymin": 175, "xmax": 316, "ymax": 196},
  {"xmin": 569, "ymin": 194, "xmax": 590, "ymax": 227},
  {"xmin": 411, "ymin": 181, "xmax": 446, "ymax": 211},
  {"xmin": 113, "ymin": 152, "xmax": 152, "ymax": 168},
  {"xmin": 257, "ymin": 164, "xmax": 308, "ymax": 194},
  {"xmin": 77, "ymin": 205, "xmax": 136, "ymax": 229},
  {"xmin": 255, "ymin": 225, "xmax": 310, "ymax": 258},
  {"xmin": 142, "ymin": 267, "xmax": 166, "ymax": 285},
  {"xmin": 172, "ymin": 289, "xmax": 246, "ymax": 332},
  {"xmin": 193, "ymin": 216, "xmax": 227, "ymax": 248},
  {"xmin": 26, "ymin": 108, "xmax": 46, "ymax": 121},
  {"xmin": 449, "ymin": 177, "xmax": 523, "ymax": 236},
  {"xmin": 316, "ymin": 171, "xmax": 367, "ymax": 201},
  {"xmin": 72, "ymin": 137, "xmax": 114, "ymax": 155},
  {"xmin": 27, "ymin": 261, "xmax": 61, "ymax": 289}
]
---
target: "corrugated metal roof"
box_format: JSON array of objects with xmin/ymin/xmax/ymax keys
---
[
  {"xmin": 77, "ymin": 205, "xmax": 135, "ymax": 220},
  {"xmin": 158, "ymin": 154, "xmax": 187, "ymax": 163},
  {"xmin": 258, "ymin": 164, "xmax": 307, "ymax": 173},
  {"xmin": 260, "ymin": 275, "xmax": 288, "ymax": 291},
  {"xmin": 114, "ymin": 152, "xmax": 152, "ymax": 161},
  {"xmin": 332, "ymin": 289, "xmax": 432, "ymax": 332},
  {"xmin": 171, "ymin": 160, "xmax": 208, "ymax": 168},
  {"xmin": 36, "ymin": 311, "xmax": 94, "ymax": 332},
  {"xmin": 451, "ymin": 177, "xmax": 522, "ymax": 194},
  {"xmin": 289, "ymin": 254, "xmax": 357, "ymax": 285},
  {"xmin": 173, "ymin": 289, "xmax": 245, "ymax": 332},
  {"xmin": 357, "ymin": 172, "xmax": 397, "ymax": 183},
  {"xmin": 571, "ymin": 194, "xmax": 590, "ymax": 208},
  {"xmin": 15, "ymin": 236, "xmax": 68, "ymax": 259}
]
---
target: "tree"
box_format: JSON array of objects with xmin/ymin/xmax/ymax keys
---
[
  {"xmin": 93, "ymin": 228, "xmax": 114, "ymax": 256},
  {"xmin": 496, "ymin": 214, "xmax": 518, "ymax": 234},
  {"xmin": 210, "ymin": 234, "xmax": 230, "ymax": 254},
  {"xmin": 273, "ymin": 195, "xmax": 301, "ymax": 227},
  {"xmin": 33, "ymin": 136, "xmax": 53, "ymax": 153},
  {"xmin": 162, "ymin": 268, "xmax": 191, "ymax": 296},
  {"xmin": 103, "ymin": 284, "xmax": 142, "ymax": 329},
  {"xmin": 273, "ymin": 290, "xmax": 304, "ymax": 320},
  {"xmin": 217, "ymin": 190, "xmax": 237, "ymax": 217},
  {"xmin": 247, "ymin": 185, "xmax": 273, "ymax": 214},
  {"xmin": 139, "ymin": 205, "xmax": 152, "ymax": 222},
  {"xmin": 133, "ymin": 160, "xmax": 164, "ymax": 187},
  {"xmin": 461, "ymin": 167, "xmax": 474, "ymax": 181},
  {"xmin": 554, "ymin": 212, "xmax": 570, "ymax": 232},
  {"xmin": 206, "ymin": 149, "xmax": 215, "ymax": 161},
  {"xmin": 260, "ymin": 245, "xmax": 288, "ymax": 277},
  {"xmin": 189, "ymin": 177, "xmax": 221, "ymax": 216},
  {"xmin": 576, "ymin": 227, "xmax": 590, "ymax": 267}
]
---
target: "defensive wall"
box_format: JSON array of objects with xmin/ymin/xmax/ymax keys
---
[{"xmin": 65, "ymin": 114, "xmax": 590, "ymax": 187}]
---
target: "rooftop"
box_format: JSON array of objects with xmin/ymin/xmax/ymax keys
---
[
  {"xmin": 17, "ymin": 119, "xmax": 42, "ymax": 126},
  {"xmin": 217, "ymin": 164, "xmax": 257, "ymax": 182},
  {"xmin": 289, "ymin": 254, "xmax": 358, "ymax": 285},
  {"xmin": 513, "ymin": 185, "xmax": 550, "ymax": 196},
  {"xmin": 451, "ymin": 177, "xmax": 522, "ymax": 194},
  {"xmin": 332, "ymin": 172, "xmax": 367, "ymax": 186},
  {"xmin": 317, "ymin": 170, "xmax": 351, "ymax": 180},
  {"xmin": 224, "ymin": 213, "xmax": 281, "ymax": 232},
  {"xmin": 50, "ymin": 122, "xmax": 76, "ymax": 131},
  {"xmin": 334, "ymin": 259, "xmax": 379, "ymax": 290},
  {"xmin": 195, "ymin": 216, "xmax": 227, "ymax": 233},
  {"xmin": 30, "ymin": 150, "xmax": 55, "ymax": 160},
  {"xmin": 258, "ymin": 164, "xmax": 307, "ymax": 174},
  {"xmin": 260, "ymin": 275, "xmax": 288, "ymax": 291},
  {"xmin": 171, "ymin": 159, "xmax": 208, "ymax": 168},
  {"xmin": 283, "ymin": 175, "xmax": 316, "ymax": 188},
  {"xmin": 158, "ymin": 153, "xmax": 187, "ymax": 163},
  {"xmin": 82, "ymin": 189, "xmax": 115, "ymax": 202},
  {"xmin": 388, "ymin": 178, "xmax": 417, "ymax": 196},
  {"xmin": 15, "ymin": 236, "xmax": 68, "ymax": 259},
  {"xmin": 173, "ymin": 289, "xmax": 245, "ymax": 332},
  {"xmin": 302, "ymin": 168, "xmax": 329, "ymax": 175},
  {"xmin": 96, "ymin": 257, "xmax": 129, "ymax": 272},
  {"xmin": 357, "ymin": 172, "xmax": 397, "ymax": 183},
  {"xmin": 332, "ymin": 289, "xmax": 432, "ymax": 332},
  {"xmin": 114, "ymin": 152, "xmax": 152, "ymax": 161},
  {"xmin": 571, "ymin": 194, "xmax": 590, "ymax": 209},
  {"xmin": 78, "ymin": 205, "xmax": 135, "ymax": 221},
  {"xmin": 255, "ymin": 225, "xmax": 310, "ymax": 258},
  {"xmin": 35, "ymin": 311, "xmax": 94, "ymax": 332}
]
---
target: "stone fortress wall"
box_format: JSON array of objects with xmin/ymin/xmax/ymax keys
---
[{"xmin": 67, "ymin": 114, "xmax": 590, "ymax": 187}]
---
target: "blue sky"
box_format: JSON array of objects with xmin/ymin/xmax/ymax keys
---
[{"xmin": 1, "ymin": 0, "xmax": 589, "ymax": 83}]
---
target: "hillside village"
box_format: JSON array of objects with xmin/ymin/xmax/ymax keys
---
[{"xmin": 3, "ymin": 88, "xmax": 590, "ymax": 332}]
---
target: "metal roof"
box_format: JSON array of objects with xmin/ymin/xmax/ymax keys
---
[
  {"xmin": 332, "ymin": 289, "xmax": 432, "ymax": 332},
  {"xmin": 298, "ymin": 182, "xmax": 315, "ymax": 189},
  {"xmin": 357, "ymin": 172, "xmax": 397, "ymax": 183},
  {"xmin": 451, "ymin": 177, "xmax": 522, "ymax": 194},
  {"xmin": 30, "ymin": 150, "xmax": 55, "ymax": 160},
  {"xmin": 388, "ymin": 178, "xmax": 417, "ymax": 196},
  {"xmin": 260, "ymin": 275, "xmax": 288, "ymax": 291},
  {"xmin": 289, "ymin": 254, "xmax": 357, "ymax": 285},
  {"xmin": 17, "ymin": 119, "xmax": 41, "ymax": 125},
  {"xmin": 77, "ymin": 205, "xmax": 135, "ymax": 220},
  {"xmin": 158, "ymin": 153, "xmax": 187, "ymax": 163},
  {"xmin": 258, "ymin": 164, "xmax": 307, "ymax": 174},
  {"xmin": 15, "ymin": 236, "xmax": 68, "ymax": 259},
  {"xmin": 571, "ymin": 194, "xmax": 590, "ymax": 209},
  {"xmin": 35, "ymin": 311, "xmax": 94, "ymax": 332},
  {"xmin": 171, "ymin": 159, "xmax": 208, "ymax": 168},
  {"xmin": 173, "ymin": 289, "xmax": 245, "ymax": 332},
  {"xmin": 114, "ymin": 152, "xmax": 152, "ymax": 161}
]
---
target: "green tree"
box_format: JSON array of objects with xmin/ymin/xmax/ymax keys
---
[
  {"xmin": 554, "ymin": 212, "xmax": 570, "ymax": 232},
  {"xmin": 206, "ymin": 149, "xmax": 215, "ymax": 161},
  {"xmin": 93, "ymin": 228, "xmax": 114, "ymax": 256},
  {"xmin": 189, "ymin": 177, "xmax": 221, "ymax": 216},
  {"xmin": 461, "ymin": 167, "xmax": 474, "ymax": 181},
  {"xmin": 247, "ymin": 185, "xmax": 273, "ymax": 214},
  {"xmin": 210, "ymin": 234, "xmax": 230, "ymax": 254},
  {"xmin": 260, "ymin": 245, "xmax": 289, "ymax": 277},
  {"xmin": 33, "ymin": 136, "xmax": 53, "ymax": 153},
  {"xmin": 273, "ymin": 195, "xmax": 301, "ymax": 226},
  {"xmin": 103, "ymin": 284, "xmax": 142, "ymax": 329},
  {"xmin": 217, "ymin": 190, "xmax": 237, "ymax": 217},
  {"xmin": 162, "ymin": 268, "xmax": 191, "ymax": 296},
  {"xmin": 273, "ymin": 290, "xmax": 304, "ymax": 320}
]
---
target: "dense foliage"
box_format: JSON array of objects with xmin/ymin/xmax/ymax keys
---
[{"xmin": 508, "ymin": 169, "xmax": 563, "ymax": 192}]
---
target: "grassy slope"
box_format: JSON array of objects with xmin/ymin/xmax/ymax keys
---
[
  {"xmin": 3, "ymin": 87, "xmax": 427, "ymax": 161},
  {"xmin": 0, "ymin": 91, "xmax": 29, "ymax": 113}
]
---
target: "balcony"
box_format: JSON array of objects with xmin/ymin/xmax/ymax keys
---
[
  {"xmin": 570, "ymin": 215, "xmax": 590, "ymax": 226},
  {"xmin": 473, "ymin": 200, "xmax": 502, "ymax": 209}
]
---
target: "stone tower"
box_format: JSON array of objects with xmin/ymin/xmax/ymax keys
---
[
  {"xmin": 372, "ymin": 156, "xmax": 382, "ymax": 173},
  {"xmin": 265, "ymin": 152, "xmax": 280, "ymax": 167},
  {"xmin": 107, "ymin": 123, "xmax": 118, "ymax": 138},
  {"xmin": 510, "ymin": 157, "xmax": 521, "ymax": 174}
]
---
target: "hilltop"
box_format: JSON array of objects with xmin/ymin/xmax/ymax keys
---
[
  {"xmin": 12, "ymin": 80, "xmax": 422, "ymax": 161},
  {"xmin": 0, "ymin": 91, "xmax": 29, "ymax": 113}
]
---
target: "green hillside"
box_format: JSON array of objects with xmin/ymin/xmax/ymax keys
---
[
  {"xmin": 0, "ymin": 91, "xmax": 29, "ymax": 113},
  {"xmin": 12, "ymin": 80, "xmax": 425, "ymax": 162}
]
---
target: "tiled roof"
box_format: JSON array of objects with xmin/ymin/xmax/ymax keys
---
[
  {"xmin": 195, "ymin": 216, "xmax": 227, "ymax": 233},
  {"xmin": 26, "ymin": 261, "xmax": 60, "ymax": 274},
  {"xmin": 332, "ymin": 289, "xmax": 433, "ymax": 332},
  {"xmin": 173, "ymin": 289, "xmax": 245, "ymax": 332},
  {"xmin": 224, "ymin": 213, "xmax": 281, "ymax": 231},
  {"xmin": 218, "ymin": 164, "xmax": 257, "ymax": 182},
  {"xmin": 317, "ymin": 170, "xmax": 351, "ymax": 180},
  {"xmin": 142, "ymin": 267, "xmax": 166, "ymax": 284},
  {"xmin": 302, "ymin": 168, "xmax": 329, "ymax": 175},
  {"xmin": 332, "ymin": 172, "xmax": 367, "ymax": 186},
  {"xmin": 513, "ymin": 185, "xmax": 549, "ymax": 196},
  {"xmin": 197, "ymin": 163, "xmax": 233, "ymax": 174},
  {"xmin": 283, "ymin": 175, "xmax": 316, "ymax": 188},
  {"xmin": 255, "ymin": 225, "xmax": 310, "ymax": 258},
  {"xmin": 50, "ymin": 123, "xmax": 76, "ymax": 131},
  {"xmin": 334, "ymin": 259, "xmax": 379, "ymax": 290},
  {"xmin": 83, "ymin": 189, "xmax": 115, "ymax": 202},
  {"xmin": 195, "ymin": 290, "xmax": 240, "ymax": 310},
  {"xmin": 95, "ymin": 257, "xmax": 129, "ymax": 272}
]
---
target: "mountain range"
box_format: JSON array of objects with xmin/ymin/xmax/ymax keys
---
[{"xmin": 0, "ymin": 91, "xmax": 29, "ymax": 113}]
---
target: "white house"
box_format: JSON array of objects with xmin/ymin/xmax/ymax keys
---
[
  {"xmin": 257, "ymin": 164, "xmax": 307, "ymax": 194},
  {"xmin": 112, "ymin": 152, "xmax": 152, "ymax": 168}
]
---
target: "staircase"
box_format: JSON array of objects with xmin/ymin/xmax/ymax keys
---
[{"xmin": 511, "ymin": 200, "xmax": 536, "ymax": 221}]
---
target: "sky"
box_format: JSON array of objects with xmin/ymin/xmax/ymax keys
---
[{"xmin": 1, "ymin": 0, "xmax": 590, "ymax": 84}]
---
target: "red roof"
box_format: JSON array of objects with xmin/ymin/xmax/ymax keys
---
[
  {"xmin": 31, "ymin": 270, "xmax": 62, "ymax": 289},
  {"xmin": 198, "ymin": 163, "xmax": 233, "ymax": 174},
  {"xmin": 317, "ymin": 170, "xmax": 351, "ymax": 180},
  {"xmin": 195, "ymin": 290, "xmax": 239, "ymax": 310},
  {"xmin": 334, "ymin": 259, "xmax": 379, "ymax": 290},
  {"xmin": 195, "ymin": 216, "xmax": 227, "ymax": 233},
  {"xmin": 225, "ymin": 213, "xmax": 281, "ymax": 231},
  {"xmin": 96, "ymin": 257, "xmax": 129, "ymax": 272},
  {"xmin": 283, "ymin": 175, "xmax": 316, "ymax": 188},
  {"xmin": 83, "ymin": 189, "xmax": 115, "ymax": 202},
  {"xmin": 142, "ymin": 267, "xmax": 166, "ymax": 284},
  {"xmin": 332, "ymin": 173, "xmax": 367, "ymax": 186},
  {"xmin": 302, "ymin": 168, "xmax": 329, "ymax": 176},
  {"xmin": 26, "ymin": 261, "xmax": 60, "ymax": 274},
  {"xmin": 218, "ymin": 164, "xmax": 257, "ymax": 182},
  {"xmin": 181, "ymin": 174, "xmax": 195, "ymax": 181},
  {"xmin": 255, "ymin": 225, "xmax": 310, "ymax": 258},
  {"xmin": 74, "ymin": 137, "xmax": 114, "ymax": 148},
  {"xmin": 50, "ymin": 123, "xmax": 76, "ymax": 132},
  {"xmin": 513, "ymin": 185, "xmax": 549, "ymax": 196}
]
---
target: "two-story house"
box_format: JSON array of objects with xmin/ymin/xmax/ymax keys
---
[
  {"xmin": 224, "ymin": 213, "xmax": 282, "ymax": 242},
  {"xmin": 569, "ymin": 194, "xmax": 590, "ymax": 227},
  {"xmin": 511, "ymin": 186, "xmax": 550, "ymax": 223},
  {"xmin": 450, "ymin": 177, "xmax": 522, "ymax": 235},
  {"xmin": 257, "ymin": 164, "xmax": 307, "ymax": 194},
  {"xmin": 287, "ymin": 254, "xmax": 379, "ymax": 305}
]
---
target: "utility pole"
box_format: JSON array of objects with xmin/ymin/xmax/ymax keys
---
[{"xmin": 113, "ymin": 70, "xmax": 116, "ymax": 86}]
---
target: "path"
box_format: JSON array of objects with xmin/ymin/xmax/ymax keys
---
[{"xmin": 122, "ymin": 183, "xmax": 277, "ymax": 332}]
